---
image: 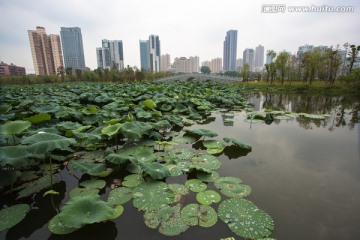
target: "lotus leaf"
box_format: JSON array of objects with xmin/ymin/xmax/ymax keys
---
[
  {"xmin": 33, "ymin": 105, "xmax": 60, "ymax": 113},
  {"xmin": 56, "ymin": 121, "xmax": 83, "ymax": 131},
  {"xmin": 132, "ymin": 181, "xmax": 174, "ymax": 211},
  {"xmin": 203, "ymin": 140, "xmax": 225, "ymax": 154},
  {"xmin": 185, "ymin": 179, "xmax": 207, "ymax": 192},
  {"xmin": 79, "ymin": 179, "xmax": 106, "ymax": 189},
  {"xmin": 121, "ymin": 121, "xmax": 149, "ymax": 141},
  {"xmin": 160, "ymin": 104, "xmax": 172, "ymax": 111},
  {"xmin": 187, "ymin": 128, "xmax": 218, "ymax": 138},
  {"xmin": 0, "ymin": 204, "xmax": 30, "ymax": 232},
  {"xmin": 136, "ymin": 111, "xmax": 152, "ymax": 119},
  {"xmin": 168, "ymin": 183, "xmax": 190, "ymax": 203},
  {"xmin": 81, "ymin": 105, "xmax": 98, "ymax": 115},
  {"xmin": 0, "ymin": 104, "xmax": 11, "ymax": 114},
  {"xmin": 122, "ymin": 174, "xmax": 144, "ymax": 188},
  {"xmin": 19, "ymin": 171, "xmax": 38, "ymax": 182},
  {"xmin": 139, "ymin": 162, "xmax": 171, "ymax": 180},
  {"xmin": 168, "ymin": 147, "xmax": 195, "ymax": 160},
  {"xmin": 142, "ymin": 99, "xmax": 157, "ymax": 109},
  {"xmin": 70, "ymin": 160, "xmax": 107, "ymax": 176},
  {"xmin": 196, "ymin": 171, "xmax": 220, "ymax": 182},
  {"xmin": 22, "ymin": 133, "xmax": 77, "ymax": 155},
  {"xmin": 0, "ymin": 120, "xmax": 31, "ymax": 135},
  {"xmin": 180, "ymin": 203, "xmax": 218, "ymax": 227},
  {"xmin": 107, "ymin": 187, "xmax": 132, "ymax": 206},
  {"xmin": 218, "ymin": 198, "xmax": 274, "ymax": 239},
  {"xmin": 196, "ymin": 190, "xmax": 221, "ymax": 205},
  {"xmin": 192, "ymin": 154, "xmax": 222, "ymax": 173},
  {"xmin": 17, "ymin": 175, "xmax": 55, "ymax": 199},
  {"xmin": 0, "ymin": 145, "xmax": 32, "ymax": 168},
  {"xmin": 108, "ymin": 204, "xmax": 124, "ymax": 220},
  {"xmin": 223, "ymin": 137, "xmax": 252, "ymax": 150},
  {"xmin": 43, "ymin": 190, "xmax": 60, "ymax": 197},
  {"xmin": 214, "ymin": 177, "xmax": 251, "ymax": 198},
  {"xmin": 126, "ymin": 163, "xmax": 142, "ymax": 174},
  {"xmin": 101, "ymin": 123, "xmax": 123, "ymax": 137},
  {"xmin": 172, "ymin": 136, "xmax": 196, "ymax": 144},
  {"xmin": 23, "ymin": 113, "xmax": 51, "ymax": 124},
  {"xmin": 274, "ymin": 115, "xmax": 291, "ymax": 120},
  {"xmin": 48, "ymin": 214, "xmax": 78, "ymax": 235},
  {"xmin": 69, "ymin": 187, "xmax": 100, "ymax": 199},
  {"xmin": 55, "ymin": 193, "xmax": 114, "ymax": 229},
  {"xmin": 152, "ymin": 120, "xmax": 172, "ymax": 130},
  {"xmin": 174, "ymin": 103, "xmax": 187, "ymax": 113},
  {"xmin": 105, "ymin": 153, "xmax": 130, "ymax": 165},
  {"xmin": 144, "ymin": 204, "xmax": 189, "ymax": 236}
]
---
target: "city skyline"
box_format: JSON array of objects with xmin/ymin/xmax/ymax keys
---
[{"xmin": 0, "ymin": 0, "xmax": 359, "ymax": 73}]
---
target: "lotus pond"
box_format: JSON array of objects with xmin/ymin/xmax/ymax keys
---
[{"xmin": 0, "ymin": 81, "xmax": 359, "ymax": 240}]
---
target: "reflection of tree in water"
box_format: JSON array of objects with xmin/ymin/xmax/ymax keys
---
[{"xmin": 247, "ymin": 92, "xmax": 360, "ymax": 131}]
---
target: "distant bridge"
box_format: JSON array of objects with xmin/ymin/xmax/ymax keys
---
[{"xmin": 154, "ymin": 73, "xmax": 243, "ymax": 83}]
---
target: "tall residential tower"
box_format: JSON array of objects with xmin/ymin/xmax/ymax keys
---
[
  {"xmin": 148, "ymin": 35, "xmax": 161, "ymax": 72},
  {"xmin": 96, "ymin": 39, "xmax": 124, "ymax": 70},
  {"xmin": 60, "ymin": 27, "xmax": 86, "ymax": 70},
  {"xmin": 223, "ymin": 30, "xmax": 238, "ymax": 71},
  {"xmin": 139, "ymin": 40, "xmax": 149, "ymax": 70},
  {"xmin": 28, "ymin": 26, "xmax": 64, "ymax": 75}
]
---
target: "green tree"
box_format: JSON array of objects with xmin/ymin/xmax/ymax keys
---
[
  {"xmin": 241, "ymin": 63, "xmax": 250, "ymax": 81},
  {"xmin": 302, "ymin": 48, "xmax": 321, "ymax": 85},
  {"xmin": 200, "ymin": 66, "xmax": 211, "ymax": 74},
  {"xmin": 57, "ymin": 67, "xmax": 65, "ymax": 82},
  {"xmin": 266, "ymin": 50, "xmax": 277, "ymax": 84},
  {"xmin": 348, "ymin": 44, "xmax": 360, "ymax": 72},
  {"xmin": 275, "ymin": 51, "xmax": 289, "ymax": 85},
  {"xmin": 224, "ymin": 71, "xmax": 239, "ymax": 77}
]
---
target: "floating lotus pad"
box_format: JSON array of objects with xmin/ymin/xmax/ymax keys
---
[
  {"xmin": 108, "ymin": 205, "xmax": 124, "ymax": 220},
  {"xmin": 218, "ymin": 198, "xmax": 274, "ymax": 239},
  {"xmin": 101, "ymin": 123, "xmax": 123, "ymax": 136},
  {"xmin": 139, "ymin": 162, "xmax": 171, "ymax": 180},
  {"xmin": 122, "ymin": 174, "xmax": 144, "ymax": 188},
  {"xmin": 144, "ymin": 204, "xmax": 189, "ymax": 236},
  {"xmin": 168, "ymin": 183, "xmax": 190, "ymax": 203},
  {"xmin": 24, "ymin": 113, "xmax": 51, "ymax": 124},
  {"xmin": 214, "ymin": 177, "xmax": 251, "ymax": 198},
  {"xmin": 107, "ymin": 187, "xmax": 133, "ymax": 206},
  {"xmin": 187, "ymin": 128, "xmax": 218, "ymax": 138},
  {"xmin": 191, "ymin": 154, "xmax": 222, "ymax": 173},
  {"xmin": 0, "ymin": 204, "xmax": 30, "ymax": 232},
  {"xmin": 223, "ymin": 137, "xmax": 252, "ymax": 150},
  {"xmin": 79, "ymin": 179, "xmax": 106, "ymax": 189},
  {"xmin": 196, "ymin": 171, "xmax": 220, "ymax": 182},
  {"xmin": 0, "ymin": 145, "xmax": 33, "ymax": 168},
  {"xmin": 202, "ymin": 140, "xmax": 226, "ymax": 155},
  {"xmin": 196, "ymin": 190, "xmax": 221, "ymax": 205},
  {"xmin": 244, "ymin": 119, "xmax": 264, "ymax": 124},
  {"xmin": 132, "ymin": 181, "xmax": 175, "ymax": 211},
  {"xmin": 70, "ymin": 160, "xmax": 107, "ymax": 176},
  {"xmin": 0, "ymin": 120, "xmax": 31, "ymax": 135},
  {"xmin": 185, "ymin": 179, "xmax": 207, "ymax": 192},
  {"xmin": 69, "ymin": 187, "xmax": 99, "ymax": 199},
  {"xmin": 168, "ymin": 147, "xmax": 195, "ymax": 160},
  {"xmin": 48, "ymin": 214, "xmax": 78, "ymax": 235},
  {"xmin": 172, "ymin": 136, "xmax": 196, "ymax": 144},
  {"xmin": 17, "ymin": 175, "xmax": 55, "ymax": 199},
  {"xmin": 142, "ymin": 99, "xmax": 157, "ymax": 109},
  {"xmin": 180, "ymin": 203, "xmax": 218, "ymax": 227}
]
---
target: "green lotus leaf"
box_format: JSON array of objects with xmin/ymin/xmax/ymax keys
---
[
  {"xmin": 0, "ymin": 204, "xmax": 30, "ymax": 232},
  {"xmin": 17, "ymin": 175, "xmax": 55, "ymax": 199},
  {"xmin": 132, "ymin": 181, "xmax": 174, "ymax": 211},
  {"xmin": 196, "ymin": 171, "xmax": 220, "ymax": 182},
  {"xmin": 187, "ymin": 128, "xmax": 218, "ymax": 138},
  {"xmin": 0, "ymin": 104, "xmax": 12, "ymax": 114},
  {"xmin": 126, "ymin": 163, "xmax": 142, "ymax": 174},
  {"xmin": 142, "ymin": 99, "xmax": 157, "ymax": 109},
  {"xmin": 185, "ymin": 179, "xmax": 207, "ymax": 192},
  {"xmin": 70, "ymin": 160, "xmax": 107, "ymax": 176},
  {"xmin": 160, "ymin": 104, "xmax": 172, "ymax": 111},
  {"xmin": 223, "ymin": 137, "xmax": 252, "ymax": 150},
  {"xmin": 196, "ymin": 190, "xmax": 221, "ymax": 205},
  {"xmin": 105, "ymin": 153, "xmax": 131, "ymax": 165},
  {"xmin": 168, "ymin": 183, "xmax": 190, "ymax": 203},
  {"xmin": 166, "ymin": 161, "xmax": 192, "ymax": 176},
  {"xmin": 108, "ymin": 204, "xmax": 124, "ymax": 220},
  {"xmin": 107, "ymin": 187, "xmax": 132, "ymax": 206},
  {"xmin": 144, "ymin": 204, "xmax": 189, "ymax": 236},
  {"xmin": 56, "ymin": 193, "xmax": 114, "ymax": 229},
  {"xmin": 33, "ymin": 105, "xmax": 60, "ymax": 113},
  {"xmin": 172, "ymin": 136, "xmax": 196, "ymax": 144},
  {"xmin": 19, "ymin": 171, "xmax": 39, "ymax": 182},
  {"xmin": 214, "ymin": 177, "xmax": 251, "ymax": 198},
  {"xmin": 0, "ymin": 145, "xmax": 32, "ymax": 168},
  {"xmin": 192, "ymin": 154, "xmax": 222, "ymax": 173},
  {"xmin": 174, "ymin": 103, "xmax": 187, "ymax": 113},
  {"xmin": 121, "ymin": 121, "xmax": 149, "ymax": 141},
  {"xmin": 168, "ymin": 147, "xmax": 195, "ymax": 160},
  {"xmin": 101, "ymin": 123, "xmax": 123, "ymax": 137},
  {"xmin": 180, "ymin": 203, "xmax": 218, "ymax": 227},
  {"xmin": 23, "ymin": 113, "xmax": 51, "ymax": 124},
  {"xmin": 203, "ymin": 140, "xmax": 225, "ymax": 154},
  {"xmin": 136, "ymin": 111, "xmax": 152, "ymax": 119},
  {"xmin": 56, "ymin": 121, "xmax": 83, "ymax": 131},
  {"xmin": 0, "ymin": 120, "xmax": 31, "ymax": 135},
  {"xmin": 22, "ymin": 133, "xmax": 76, "ymax": 154},
  {"xmin": 79, "ymin": 179, "xmax": 106, "ymax": 189},
  {"xmin": 122, "ymin": 174, "xmax": 144, "ymax": 188},
  {"xmin": 139, "ymin": 162, "xmax": 171, "ymax": 180},
  {"xmin": 48, "ymin": 214, "xmax": 78, "ymax": 235},
  {"xmin": 218, "ymin": 198, "xmax": 274, "ymax": 239},
  {"xmin": 152, "ymin": 120, "xmax": 172, "ymax": 130},
  {"xmin": 81, "ymin": 105, "xmax": 98, "ymax": 115},
  {"xmin": 69, "ymin": 187, "xmax": 100, "ymax": 199},
  {"xmin": 43, "ymin": 190, "xmax": 60, "ymax": 197}
]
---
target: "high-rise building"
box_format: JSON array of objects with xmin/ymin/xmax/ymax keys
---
[
  {"xmin": 188, "ymin": 56, "xmax": 200, "ymax": 73},
  {"xmin": 96, "ymin": 39, "xmax": 124, "ymax": 70},
  {"xmin": 173, "ymin": 57, "xmax": 189, "ymax": 73},
  {"xmin": 60, "ymin": 27, "xmax": 86, "ymax": 70},
  {"xmin": 236, "ymin": 58, "xmax": 243, "ymax": 71},
  {"xmin": 297, "ymin": 44, "xmax": 314, "ymax": 57},
  {"xmin": 148, "ymin": 35, "xmax": 161, "ymax": 72},
  {"xmin": 28, "ymin": 26, "xmax": 64, "ymax": 75},
  {"xmin": 160, "ymin": 54, "xmax": 171, "ymax": 72},
  {"xmin": 0, "ymin": 62, "xmax": 26, "ymax": 76},
  {"xmin": 201, "ymin": 58, "xmax": 222, "ymax": 73},
  {"xmin": 139, "ymin": 40, "xmax": 149, "ymax": 70},
  {"xmin": 254, "ymin": 45, "xmax": 265, "ymax": 71},
  {"xmin": 243, "ymin": 48, "xmax": 255, "ymax": 72},
  {"xmin": 223, "ymin": 30, "xmax": 237, "ymax": 71}
]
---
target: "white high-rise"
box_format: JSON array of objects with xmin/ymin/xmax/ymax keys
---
[
  {"xmin": 148, "ymin": 35, "xmax": 161, "ymax": 72},
  {"xmin": 254, "ymin": 45, "xmax": 265, "ymax": 72},
  {"xmin": 96, "ymin": 39, "xmax": 124, "ymax": 71},
  {"xmin": 160, "ymin": 54, "xmax": 171, "ymax": 72}
]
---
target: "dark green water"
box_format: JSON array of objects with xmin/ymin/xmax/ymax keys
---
[{"xmin": 1, "ymin": 93, "xmax": 359, "ymax": 240}]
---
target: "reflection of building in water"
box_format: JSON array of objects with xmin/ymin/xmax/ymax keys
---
[
  {"xmin": 222, "ymin": 113, "xmax": 235, "ymax": 126},
  {"xmin": 247, "ymin": 93, "xmax": 293, "ymax": 112}
]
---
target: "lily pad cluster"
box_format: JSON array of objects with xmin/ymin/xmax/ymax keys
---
[{"xmin": 0, "ymin": 81, "xmax": 274, "ymax": 239}]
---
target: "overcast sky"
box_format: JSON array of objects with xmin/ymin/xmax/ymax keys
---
[{"xmin": 0, "ymin": 0, "xmax": 359, "ymax": 73}]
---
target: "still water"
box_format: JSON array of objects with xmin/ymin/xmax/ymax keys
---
[{"xmin": 1, "ymin": 93, "xmax": 359, "ymax": 240}]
